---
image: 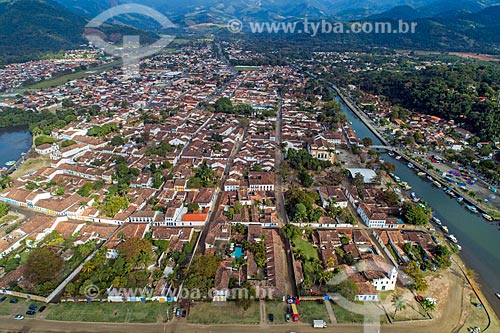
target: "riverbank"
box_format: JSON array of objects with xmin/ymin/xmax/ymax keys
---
[
  {"xmin": 336, "ymin": 89, "xmax": 500, "ymax": 321},
  {"xmin": 0, "ymin": 126, "xmax": 32, "ymax": 173}
]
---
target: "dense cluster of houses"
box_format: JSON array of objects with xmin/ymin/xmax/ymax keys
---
[{"xmin": 0, "ymin": 50, "xmax": 105, "ymax": 93}]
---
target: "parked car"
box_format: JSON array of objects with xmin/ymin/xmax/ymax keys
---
[
  {"xmin": 285, "ymin": 314, "xmax": 291, "ymax": 322},
  {"xmin": 10, "ymin": 298, "xmax": 18, "ymax": 304},
  {"xmin": 29, "ymin": 305, "xmax": 39, "ymax": 311},
  {"xmin": 0, "ymin": 296, "xmax": 7, "ymax": 302},
  {"xmin": 182, "ymin": 310, "xmax": 187, "ymax": 318},
  {"xmin": 38, "ymin": 306, "xmax": 47, "ymax": 313},
  {"xmin": 14, "ymin": 315, "xmax": 24, "ymax": 320},
  {"xmin": 26, "ymin": 310, "xmax": 36, "ymax": 315},
  {"xmin": 175, "ymin": 308, "xmax": 181, "ymax": 317},
  {"xmin": 269, "ymin": 313, "xmax": 274, "ymax": 322},
  {"xmin": 415, "ymin": 295, "xmax": 424, "ymax": 302}
]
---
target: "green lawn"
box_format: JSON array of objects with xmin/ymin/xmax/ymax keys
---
[
  {"xmin": 266, "ymin": 301, "xmax": 289, "ymax": 324},
  {"xmin": 298, "ymin": 301, "xmax": 329, "ymax": 324},
  {"xmin": 24, "ymin": 61, "xmax": 121, "ymax": 89},
  {"xmin": 46, "ymin": 302, "xmax": 172, "ymax": 323},
  {"xmin": 330, "ymin": 301, "xmax": 365, "ymax": 324},
  {"xmin": 188, "ymin": 301, "xmax": 260, "ymax": 324},
  {"xmin": 293, "ymin": 238, "xmax": 319, "ymax": 260},
  {"xmin": 234, "ymin": 66, "xmax": 262, "ymax": 71}
]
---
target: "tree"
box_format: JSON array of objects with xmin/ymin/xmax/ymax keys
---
[
  {"xmin": 110, "ymin": 136, "xmax": 125, "ymax": 147},
  {"xmin": 214, "ymin": 97, "xmax": 234, "ymax": 113},
  {"xmin": 318, "ymin": 271, "xmax": 333, "ymax": 287},
  {"xmin": 352, "ymin": 173, "xmax": 365, "ymax": 187},
  {"xmin": 282, "ymin": 224, "xmax": 302, "ymax": 240},
  {"xmin": 402, "ymin": 202, "xmax": 429, "ymax": 226},
  {"xmin": 392, "ymin": 295, "xmax": 407, "ymax": 317},
  {"xmin": 116, "ymin": 238, "xmax": 154, "ymax": 268},
  {"xmin": 362, "ymin": 137, "xmax": 373, "ymax": 147},
  {"xmin": 187, "ymin": 203, "xmax": 200, "ymax": 213},
  {"xmin": 421, "ymin": 299, "xmax": 435, "ymax": 313},
  {"xmin": 26, "ymin": 247, "xmax": 63, "ymax": 284},
  {"xmin": 293, "ymin": 203, "xmax": 308, "ymax": 223},
  {"xmin": 383, "ymin": 190, "xmax": 400, "ymax": 206},
  {"xmin": 0, "ymin": 202, "xmax": 9, "ymax": 218}
]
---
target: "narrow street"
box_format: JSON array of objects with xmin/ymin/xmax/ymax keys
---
[{"xmin": 274, "ymin": 94, "xmax": 298, "ymax": 297}]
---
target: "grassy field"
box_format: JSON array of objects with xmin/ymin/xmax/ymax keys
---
[
  {"xmin": 11, "ymin": 157, "xmax": 51, "ymax": 179},
  {"xmin": 293, "ymin": 238, "xmax": 319, "ymax": 260},
  {"xmin": 298, "ymin": 301, "xmax": 329, "ymax": 324},
  {"xmin": 266, "ymin": 301, "xmax": 288, "ymax": 324},
  {"xmin": 330, "ymin": 301, "xmax": 365, "ymax": 324},
  {"xmin": 46, "ymin": 302, "xmax": 172, "ymax": 323},
  {"xmin": 25, "ymin": 61, "xmax": 121, "ymax": 89},
  {"xmin": 234, "ymin": 66, "xmax": 262, "ymax": 71},
  {"xmin": 188, "ymin": 301, "xmax": 260, "ymax": 324}
]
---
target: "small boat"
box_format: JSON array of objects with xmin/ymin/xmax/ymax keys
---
[
  {"xmin": 408, "ymin": 163, "xmax": 414, "ymax": 169},
  {"xmin": 434, "ymin": 181, "xmax": 442, "ymax": 188},
  {"xmin": 388, "ymin": 151, "xmax": 395, "ymax": 157},
  {"xmin": 482, "ymin": 213, "xmax": 493, "ymax": 222},
  {"xmin": 496, "ymin": 293, "xmax": 500, "ymax": 299},
  {"xmin": 466, "ymin": 205, "xmax": 478, "ymax": 214},
  {"xmin": 455, "ymin": 244, "xmax": 462, "ymax": 251},
  {"xmin": 4, "ymin": 160, "xmax": 16, "ymax": 166},
  {"xmin": 441, "ymin": 225, "xmax": 449, "ymax": 233},
  {"xmin": 446, "ymin": 234, "xmax": 458, "ymax": 244},
  {"xmin": 427, "ymin": 175, "xmax": 433, "ymax": 181},
  {"xmin": 457, "ymin": 197, "xmax": 464, "ymax": 203},
  {"xmin": 417, "ymin": 172, "xmax": 425, "ymax": 177},
  {"xmin": 395, "ymin": 156, "xmax": 402, "ymax": 160},
  {"xmin": 411, "ymin": 192, "xmax": 421, "ymax": 202},
  {"xmin": 432, "ymin": 217, "xmax": 442, "ymax": 226}
]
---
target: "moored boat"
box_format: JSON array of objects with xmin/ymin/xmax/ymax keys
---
[
  {"xmin": 446, "ymin": 234, "xmax": 458, "ymax": 244},
  {"xmin": 466, "ymin": 205, "xmax": 478, "ymax": 214},
  {"xmin": 457, "ymin": 197, "xmax": 464, "ymax": 203},
  {"xmin": 482, "ymin": 213, "xmax": 493, "ymax": 222},
  {"xmin": 395, "ymin": 156, "xmax": 401, "ymax": 160},
  {"xmin": 4, "ymin": 160, "xmax": 16, "ymax": 166},
  {"xmin": 427, "ymin": 175, "xmax": 433, "ymax": 181},
  {"xmin": 408, "ymin": 163, "xmax": 414, "ymax": 169},
  {"xmin": 417, "ymin": 172, "xmax": 425, "ymax": 177},
  {"xmin": 441, "ymin": 225, "xmax": 449, "ymax": 233},
  {"xmin": 434, "ymin": 181, "xmax": 442, "ymax": 188},
  {"xmin": 431, "ymin": 216, "xmax": 442, "ymax": 226}
]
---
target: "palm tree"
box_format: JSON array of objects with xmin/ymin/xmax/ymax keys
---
[
  {"xmin": 318, "ymin": 271, "xmax": 333, "ymax": 287},
  {"xmin": 421, "ymin": 299, "xmax": 435, "ymax": 313},
  {"xmin": 392, "ymin": 295, "xmax": 407, "ymax": 318}
]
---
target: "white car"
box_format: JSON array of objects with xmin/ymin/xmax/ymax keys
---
[{"xmin": 14, "ymin": 314, "xmax": 24, "ymax": 320}]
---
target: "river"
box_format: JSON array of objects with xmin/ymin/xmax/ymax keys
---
[
  {"xmin": 0, "ymin": 126, "xmax": 32, "ymax": 168},
  {"xmin": 336, "ymin": 95, "xmax": 500, "ymax": 318}
]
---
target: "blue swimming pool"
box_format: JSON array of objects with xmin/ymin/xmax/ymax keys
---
[{"xmin": 232, "ymin": 247, "xmax": 243, "ymax": 258}]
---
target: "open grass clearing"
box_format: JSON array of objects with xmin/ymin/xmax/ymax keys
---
[
  {"xmin": 298, "ymin": 300, "xmax": 329, "ymax": 324},
  {"xmin": 187, "ymin": 301, "xmax": 260, "ymax": 324},
  {"xmin": 11, "ymin": 157, "xmax": 51, "ymax": 179},
  {"xmin": 46, "ymin": 301, "xmax": 172, "ymax": 323}
]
